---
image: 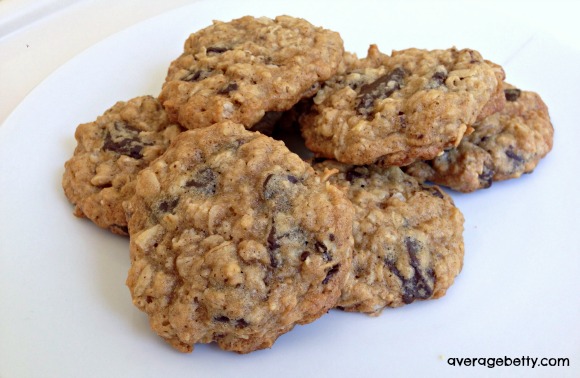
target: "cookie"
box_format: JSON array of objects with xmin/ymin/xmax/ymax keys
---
[
  {"xmin": 62, "ymin": 96, "xmax": 183, "ymax": 235},
  {"xmin": 404, "ymin": 84, "xmax": 554, "ymax": 192},
  {"xmin": 312, "ymin": 160, "xmax": 464, "ymax": 315},
  {"xmin": 477, "ymin": 60, "xmax": 507, "ymax": 120},
  {"xmin": 125, "ymin": 121, "xmax": 353, "ymax": 353},
  {"xmin": 159, "ymin": 15, "xmax": 344, "ymax": 130},
  {"xmin": 300, "ymin": 44, "xmax": 504, "ymax": 167}
]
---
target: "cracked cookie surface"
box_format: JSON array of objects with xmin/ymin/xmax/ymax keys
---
[
  {"xmin": 62, "ymin": 96, "xmax": 183, "ymax": 235},
  {"xmin": 312, "ymin": 160, "xmax": 464, "ymax": 315},
  {"xmin": 300, "ymin": 45, "xmax": 503, "ymax": 167},
  {"xmin": 159, "ymin": 15, "xmax": 344, "ymax": 130},
  {"xmin": 404, "ymin": 84, "xmax": 553, "ymax": 192},
  {"xmin": 125, "ymin": 121, "xmax": 353, "ymax": 353}
]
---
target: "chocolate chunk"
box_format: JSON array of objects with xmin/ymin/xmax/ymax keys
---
[
  {"xmin": 504, "ymin": 88, "xmax": 522, "ymax": 102},
  {"xmin": 383, "ymin": 237, "xmax": 435, "ymax": 304},
  {"xmin": 322, "ymin": 264, "xmax": 340, "ymax": 284},
  {"xmin": 158, "ymin": 197, "xmax": 179, "ymax": 213},
  {"xmin": 214, "ymin": 316, "xmax": 230, "ymax": 322},
  {"xmin": 287, "ymin": 175, "xmax": 298, "ymax": 184},
  {"xmin": 102, "ymin": 123, "xmax": 145, "ymax": 159},
  {"xmin": 398, "ymin": 111, "xmax": 407, "ymax": 129},
  {"xmin": 478, "ymin": 163, "xmax": 494, "ymax": 189},
  {"xmin": 404, "ymin": 237, "xmax": 434, "ymax": 303},
  {"xmin": 235, "ymin": 319, "xmax": 249, "ymax": 328},
  {"xmin": 384, "ymin": 257, "xmax": 405, "ymax": 282},
  {"xmin": 185, "ymin": 168, "xmax": 217, "ymax": 195},
  {"xmin": 505, "ymin": 146, "xmax": 525, "ymax": 163},
  {"xmin": 300, "ymin": 251, "xmax": 310, "ymax": 261},
  {"xmin": 218, "ymin": 82, "xmax": 238, "ymax": 95},
  {"xmin": 356, "ymin": 67, "xmax": 406, "ymax": 116},
  {"xmin": 401, "ymin": 269, "xmax": 434, "ymax": 304},
  {"xmin": 267, "ymin": 224, "xmax": 280, "ymax": 268},
  {"xmin": 429, "ymin": 71, "xmax": 448, "ymax": 88},
  {"xmin": 404, "ymin": 237, "xmax": 420, "ymax": 255},
  {"xmin": 315, "ymin": 241, "xmax": 332, "ymax": 262}
]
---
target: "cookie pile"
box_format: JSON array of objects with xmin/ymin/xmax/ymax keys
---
[{"xmin": 62, "ymin": 15, "xmax": 553, "ymax": 353}]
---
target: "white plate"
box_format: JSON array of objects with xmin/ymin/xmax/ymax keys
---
[{"xmin": 1, "ymin": 1, "xmax": 579, "ymax": 377}]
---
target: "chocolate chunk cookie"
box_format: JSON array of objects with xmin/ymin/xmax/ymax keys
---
[
  {"xmin": 312, "ymin": 160, "xmax": 464, "ymax": 315},
  {"xmin": 300, "ymin": 45, "xmax": 503, "ymax": 166},
  {"xmin": 125, "ymin": 121, "xmax": 353, "ymax": 353},
  {"xmin": 62, "ymin": 96, "xmax": 183, "ymax": 235},
  {"xmin": 404, "ymin": 84, "xmax": 553, "ymax": 192},
  {"xmin": 159, "ymin": 15, "xmax": 344, "ymax": 130}
]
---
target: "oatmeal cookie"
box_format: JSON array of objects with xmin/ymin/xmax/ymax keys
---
[
  {"xmin": 62, "ymin": 96, "xmax": 183, "ymax": 235},
  {"xmin": 312, "ymin": 160, "xmax": 464, "ymax": 315},
  {"xmin": 404, "ymin": 84, "xmax": 553, "ymax": 192},
  {"xmin": 300, "ymin": 45, "xmax": 503, "ymax": 166},
  {"xmin": 125, "ymin": 121, "xmax": 353, "ymax": 353},
  {"xmin": 159, "ymin": 15, "xmax": 344, "ymax": 130}
]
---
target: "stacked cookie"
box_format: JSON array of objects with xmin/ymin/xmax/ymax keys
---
[{"xmin": 62, "ymin": 15, "xmax": 553, "ymax": 353}]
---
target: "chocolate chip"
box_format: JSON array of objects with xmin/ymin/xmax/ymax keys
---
[
  {"xmin": 218, "ymin": 82, "xmax": 238, "ymax": 95},
  {"xmin": 315, "ymin": 241, "xmax": 332, "ymax": 262},
  {"xmin": 158, "ymin": 197, "xmax": 179, "ymax": 213},
  {"xmin": 404, "ymin": 237, "xmax": 434, "ymax": 303},
  {"xmin": 383, "ymin": 237, "xmax": 435, "ymax": 304},
  {"xmin": 401, "ymin": 269, "xmax": 434, "ymax": 304},
  {"xmin": 214, "ymin": 316, "xmax": 230, "ymax": 322},
  {"xmin": 287, "ymin": 175, "xmax": 298, "ymax": 184},
  {"xmin": 300, "ymin": 251, "xmax": 310, "ymax": 261},
  {"xmin": 329, "ymin": 233, "xmax": 335, "ymax": 242},
  {"xmin": 235, "ymin": 319, "xmax": 249, "ymax": 328},
  {"xmin": 185, "ymin": 168, "xmax": 217, "ymax": 195},
  {"xmin": 429, "ymin": 71, "xmax": 448, "ymax": 88},
  {"xmin": 322, "ymin": 264, "xmax": 340, "ymax": 284},
  {"xmin": 356, "ymin": 67, "xmax": 406, "ymax": 116},
  {"xmin": 384, "ymin": 257, "xmax": 405, "ymax": 282},
  {"xmin": 504, "ymin": 88, "xmax": 522, "ymax": 102},
  {"xmin": 398, "ymin": 111, "xmax": 407, "ymax": 129},
  {"xmin": 405, "ymin": 237, "xmax": 420, "ymax": 255},
  {"xmin": 505, "ymin": 146, "xmax": 525, "ymax": 163},
  {"xmin": 206, "ymin": 46, "xmax": 230, "ymax": 54},
  {"xmin": 267, "ymin": 224, "xmax": 280, "ymax": 268},
  {"xmin": 102, "ymin": 122, "xmax": 146, "ymax": 159},
  {"xmin": 478, "ymin": 163, "xmax": 494, "ymax": 189}
]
